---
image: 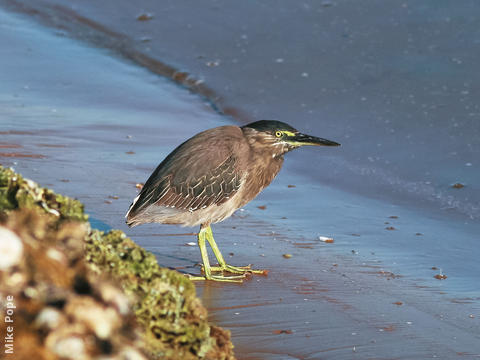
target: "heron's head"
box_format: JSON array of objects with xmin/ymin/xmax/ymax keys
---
[{"xmin": 241, "ymin": 120, "xmax": 340, "ymax": 158}]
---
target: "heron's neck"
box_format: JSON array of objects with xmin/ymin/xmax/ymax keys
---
[{"xmin": 250, "ymin": 148, "xmax": 284, "ymax": 191}]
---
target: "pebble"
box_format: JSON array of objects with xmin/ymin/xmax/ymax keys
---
[{"xmin": 137, "ymin": 13, "xmax": 154, "ymax": 21}]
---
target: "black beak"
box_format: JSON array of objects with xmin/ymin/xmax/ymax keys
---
[{"xmin": 288, "ymin": 133, "xmax": 341, "ymax": 147}]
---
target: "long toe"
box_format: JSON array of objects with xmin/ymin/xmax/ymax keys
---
[
  {"xmin": 186, "ymin": 273, "xmax": 247, "ymax": 283},
  {"xmin": 246, "ymin": 268, "xmax": 269, "ymax": 275},
  {"xmin": 211, "ymin": 274, "xmax": 246, "ymax": 282},
  {"xmin": 208, "ymin": 264, "xmax": 268, "ymax": 275}
]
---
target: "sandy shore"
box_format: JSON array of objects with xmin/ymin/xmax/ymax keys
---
[{"xmin": 1, "ymin": 3, "xmax": 479, "ymax": 359}]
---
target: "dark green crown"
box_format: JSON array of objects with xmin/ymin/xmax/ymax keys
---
[{"xmin": 242, "ymin": 120, "xmax": 297, "ymax": 133}]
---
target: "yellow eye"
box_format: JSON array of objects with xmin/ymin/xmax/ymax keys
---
[{"xmin": 275, "ymin": 131, "xmax": 282, "ymax": 138}]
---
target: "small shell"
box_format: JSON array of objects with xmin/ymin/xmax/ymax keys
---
[
  {"xmin": 0, "ymin": 227, "xmax": 23, "ymax": 270},
  {"xmin": 318, "ymin": 236, "xmax": 334, "ymax": 243}
]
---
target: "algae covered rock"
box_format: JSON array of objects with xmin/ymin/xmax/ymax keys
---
[
  {"xmin": 0, "ymin": 210, "xmax": 147, "ymax": 360},
  {"xmin": 0, "ymin": 166, "xmax": 235, "ymax": 360},
  {"xmin": 0, "ymin": 166, "xmax": 87, "ymax": 222}
]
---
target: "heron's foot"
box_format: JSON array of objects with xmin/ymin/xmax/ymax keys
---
[
  {"xmin": 187, "ymin": 272, "xmax": 247, "ymax": 283},
  {"xmin": 208, "ymin": 264, "xmax": 268, "ymax": 275}
]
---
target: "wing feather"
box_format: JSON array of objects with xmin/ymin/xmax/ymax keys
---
[{"xmin": 126, "ymin": 127, "xmax": 244, "ymax": 223}]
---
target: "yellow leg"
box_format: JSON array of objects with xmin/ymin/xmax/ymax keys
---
[
  {"xmin": 187, "ymin": 226, "xmax": 246, "ymax": 282},
  {"xmin": 205, "ymin": 225, "xmax": 267, "ymax": 275}
]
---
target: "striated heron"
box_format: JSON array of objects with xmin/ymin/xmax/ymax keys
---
[{"xmin": 126, "ymin": 120, "xmax": 340, "ymax": 282}]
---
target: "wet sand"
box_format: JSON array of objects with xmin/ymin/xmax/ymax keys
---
[{"xmin": 1, "ymin": 4, "xmax": 480, "ymax": 360}]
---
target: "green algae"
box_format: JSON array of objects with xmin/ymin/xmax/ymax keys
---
[
  {"xmin": 0, "ymin": 165, "xmax": 235, "ymax": 360},
  {"xmin": 0, "ymin": 166, "xmax": 88, "ymax": 222}
]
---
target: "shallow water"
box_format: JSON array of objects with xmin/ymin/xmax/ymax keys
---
[{"xmin": 1, "ymin": 4, "xmax": 479, "ymax": 359}]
